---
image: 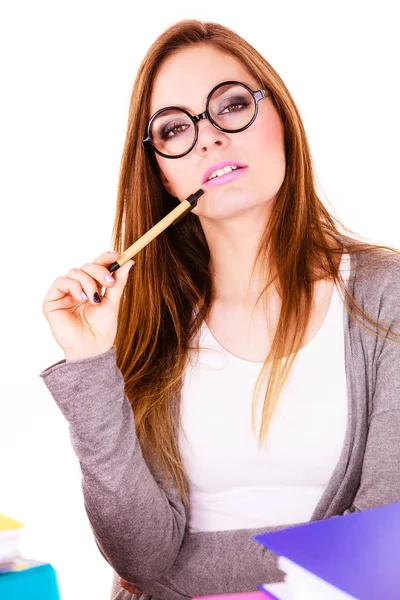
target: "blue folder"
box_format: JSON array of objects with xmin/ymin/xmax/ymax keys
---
[
  {"xmin": 0, "ymin": 559, "xmax": 61, "ymax": 599},
  {"xmin": 253, "ymin": 501, "xmax": 400, "ymax": 600}
]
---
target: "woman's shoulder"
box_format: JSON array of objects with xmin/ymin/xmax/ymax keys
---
[
  {"xmin": 346, "ymin": 248, "xmax": 400, "ymax": 335},
  {"xmin": 349, "ymin": 246, "xmax": 400, "ymax": 296}
]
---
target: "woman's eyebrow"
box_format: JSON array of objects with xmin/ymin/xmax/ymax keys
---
[
  {"xmin": 151, "ymin": 81, "xmax": 254, "ymax": 115},
  {"xmin": 149, "ymin": 83, "xmax": 225, "ymax": 115},
  {"xmin": 152, "ymin": 99, "xmax": 201, "ymax": 115}
]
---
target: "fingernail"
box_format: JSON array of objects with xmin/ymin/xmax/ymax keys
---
[{"xmin": 94, "ymin": 292, "xmax": 101, "ymax": 303}]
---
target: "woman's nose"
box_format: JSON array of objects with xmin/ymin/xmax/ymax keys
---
[{"xmin": 195, "ymin": 119, "xmax": 229, "ymax": 154}]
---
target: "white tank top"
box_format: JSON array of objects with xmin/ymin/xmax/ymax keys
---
[{"xmin": 178, "ymin": 253, "xmax": 351, "ymax": 532}]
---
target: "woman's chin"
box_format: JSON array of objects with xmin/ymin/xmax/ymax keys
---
[
  {"xmin": 206, "ymin": 188, "xmax": 263, "ymax": 216},
  {"xmin": 203, "ymin": 201, "xmax": 263, "ymax": 222}
]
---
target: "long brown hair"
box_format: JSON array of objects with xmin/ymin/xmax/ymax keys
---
[{"xmin": 111, "ymin": 19, "xmax": 400, "ymax": 505}]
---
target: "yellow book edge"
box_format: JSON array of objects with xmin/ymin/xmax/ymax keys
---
[{"xmin": 0, "ymin": 514, "xmax": 24, "ymax": 531}]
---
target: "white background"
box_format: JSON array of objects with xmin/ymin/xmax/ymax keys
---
[{"xmin": 1, "ymin": 1, "xmax": 399, "ymax": 599}]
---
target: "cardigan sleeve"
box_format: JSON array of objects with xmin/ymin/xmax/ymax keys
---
[
  {"xmin": 39, "ymin": 347, "xmax": 187, "ymax": 586},
  {"xmin": 344, "ymin": 259, "xmax": 400, "ymax": 513},
  {"xmin": 342, "ymin": 304, "xmax": 400, "ymax": 513},
  {"xmin": 130, "ymin": 523, "xmax": 289, "ymax": 599},
  {"xmin": 39, "ymin": 346, "xmax": 288, "ymax": 600},
  {"xmin": 343, "ymin": 409, "xmax": 400, "ymax": 514}
]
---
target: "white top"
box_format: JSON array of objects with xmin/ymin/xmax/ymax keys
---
[{"xmin": 178, "ymin": 253, "xmax": 351, "ymax": 533}]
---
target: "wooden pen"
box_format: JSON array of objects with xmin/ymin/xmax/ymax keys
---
[{"xmin": 107, "ymin": 188, "xmax": 204, "ymax": 274}]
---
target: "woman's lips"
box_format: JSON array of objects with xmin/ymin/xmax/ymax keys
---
[{"xmin": 203, "ymin": 167, "xmax": 248, "ymax": 188}]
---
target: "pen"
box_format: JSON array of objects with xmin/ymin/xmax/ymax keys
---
[{"xmin": 107, "ymin": 188, "xmax": 204, "ymax": 274}]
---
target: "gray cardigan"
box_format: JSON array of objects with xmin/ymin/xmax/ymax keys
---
[{"xmin": 39, "ymin": 249, "xmax": 400, "ymax": 600}]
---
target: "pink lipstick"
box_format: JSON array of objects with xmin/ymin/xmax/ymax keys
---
[{"xmin": 202, "ymin": 160, "xmax": 248, "ymax": 188}]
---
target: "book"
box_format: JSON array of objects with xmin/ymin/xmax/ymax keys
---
[
  {"xmin": 258, "ymin": 582, "xmax": 292, "ymax": 600},
  {"xmin": 0, "ymin": 558, "xmax": 61, "ymax": 599},
  {"xmin": 253, "ymin": 501, "xmax": 400, "ymax": 600}
]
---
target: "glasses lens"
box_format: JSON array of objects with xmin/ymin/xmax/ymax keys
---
[
  {"xmin": 150, "ymin": 109, "xmax": 195, "ymax": 157},
  {"xmin": 209, "ymin": 83, "xmax": 255, "ymax": 131}
]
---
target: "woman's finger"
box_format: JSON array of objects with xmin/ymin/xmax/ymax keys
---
[
  {"xmin": 64, "ymin": 269, "xmax": 104, "ymax": 304},
  {"xmin": 120, "ymin": 577, "xmax": 141, "ymax": 594},
  {"xmin": 43, "ymin": 276, "xmax": 90, "ymax": 307},
  {"xmin": 91, "ymin": 249, "xmax": 121, "ymax": 266}
]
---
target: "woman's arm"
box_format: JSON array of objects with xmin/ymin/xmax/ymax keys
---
[
  {"xmin": 110, "ymin": 522, "xmax": 289, "ymax": 599},
  {"xmin": 141, "ymin": 523, "xmax": 288, "ymax": 598},
  {"xmin": 40, "ymin": 347, "xmax": 285, "ymax": 600},
  {"xmin": 343, "ymin": 276, "xmax": 400, "ymax": 514},
  {"xmin": 39, "ymin": 347, "xmax": 187, "ymax": 586}
]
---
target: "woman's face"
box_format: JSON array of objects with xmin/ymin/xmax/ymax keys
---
[{"xmin": 149, "ymin": 44, "xmax": 286, "ymax": 221}]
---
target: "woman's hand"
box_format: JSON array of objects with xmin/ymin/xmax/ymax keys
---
[
  {"xmin": 120, "ymin": 577, "xmax": 142, "ymax": 594},
  {"xmin": 42, "ymin": 250, "xmax": 135, "ymax": 361}
]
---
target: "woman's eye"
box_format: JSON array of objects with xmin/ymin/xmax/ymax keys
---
[
  {"xmin": 222, "ymin": 103, "xmax": 242, "ymax": 113},
  {"xmin": 161, "ymin": 124, "xmax": 189, "ymax": 139},
  {"xmin": 220, "ymin": 101, "xmax": 250, "ymax": 114}
]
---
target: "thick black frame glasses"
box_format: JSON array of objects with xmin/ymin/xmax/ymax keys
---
[{"xmin": 142, "ymin": 80, "xmax": 271, "ymax": 159}]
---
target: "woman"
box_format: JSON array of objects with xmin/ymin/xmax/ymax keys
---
[{"xmin": 40, "ymin": 19, "xmax": 400, "ymax": 600}]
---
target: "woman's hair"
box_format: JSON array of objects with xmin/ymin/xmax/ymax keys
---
[{"xmin": 111, "ymin": 19, "xmax": 400, "ymax": 504}]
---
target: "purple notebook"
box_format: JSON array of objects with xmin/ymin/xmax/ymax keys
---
[{"xmin": 253, "ymin": 502, "xmax": 400, "ymax": 600}]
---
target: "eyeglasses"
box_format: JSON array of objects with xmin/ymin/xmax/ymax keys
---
[{"xmin": 142, "ymin": 80, "xmax": 271, "ymax": 159}]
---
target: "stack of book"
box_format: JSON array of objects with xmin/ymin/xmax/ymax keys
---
[
  {"xmin": 0, "ymin": 514, "xmax": 24, "ymax": 573},
  {"xmin": 0, "ymin": 513, "xmax": 61, "ymax": 599}
]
